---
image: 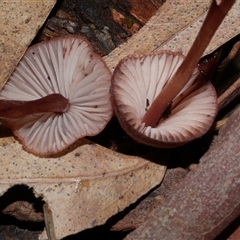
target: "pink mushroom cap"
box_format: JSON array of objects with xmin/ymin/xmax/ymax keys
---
[
  {"xmin": 0, "ymin": 35, "xmax": 113, "ymax": 156},
  {"xmin": 111, "ymin": 51, "xmax": 218, "ymax": 148}
]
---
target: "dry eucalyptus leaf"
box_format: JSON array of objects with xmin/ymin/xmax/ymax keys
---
[
  {"xmin": 104, "ymin": 0, "xmax": 240, "ymax": 71},
  {"xmin": 159, "ymin": 0, "xmax": 240, "ymax": 55},
  {"xmin": 0, "ymin": 0, "xmax": 56, "ymax": 90},
  {"xmin": 0, "ymin": 136, "xmax": 167, "ymax": 240}
]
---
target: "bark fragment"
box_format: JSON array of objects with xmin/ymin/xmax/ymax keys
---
[{"xmin": 125, "ymin": 104, "xmax": 240, "ymax": 240}]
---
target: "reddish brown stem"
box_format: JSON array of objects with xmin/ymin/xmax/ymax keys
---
[
  {"xmin": 142, "ymin": 0, "xmax": 235, "ymax": 127},
  {"xmin": 0, "ymin": 93, "xmax": 69, "ymax": 119}
]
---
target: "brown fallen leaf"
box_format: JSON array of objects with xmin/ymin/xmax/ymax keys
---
[
  {"xmin": 159, "ymin": 0, "xmax": 240, "ymax": 55},
  {"xmin": 0, "ymin": 135, "xmax": 167, "ymax": 239},
  {"xmin": 0, "ymin": 0, "xmax": 56, "ymax": 90},
  {"xmin": 2, "ymin": 201, "xmax": 44, "ymax": 222}
]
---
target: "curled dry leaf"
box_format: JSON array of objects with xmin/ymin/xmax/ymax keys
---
[
  {"xmin": 3, "ymin": 201, "xmax": 44, "ymax": 222},
  {"xmin": 0, "ymin": 36, "xmax": 113, "ymax": 156},
  {"xmin": 111, "ymin": 52, "xmax": 217, "ymax": 147}
]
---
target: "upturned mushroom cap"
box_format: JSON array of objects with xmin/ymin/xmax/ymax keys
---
[
  {"xmin": 0, "ymin": 35, "xmax": 113, "ymax": 156},
  {"xmin": 111, "ymin": 51, "xmax": 218, "ymax": 148}
]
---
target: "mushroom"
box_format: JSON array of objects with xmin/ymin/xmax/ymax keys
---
[
  {"xmin": 111, "ymin": 52, "xmax": 218, "ymax": 148},
  {"xmin": 111, "ymin": 0, "xmax": 234, "ymax": 148},
  {"xmin": 0, "ymin": 35, "xmax": 113, "ymax": 156}
]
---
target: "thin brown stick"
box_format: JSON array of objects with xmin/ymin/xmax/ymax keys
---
[
  {"xmin": 142, "ymin": 0, "xmax": 235, "ymax": 127},
  {"xmin": 218, "ymin": 77, "xmax": 240, "ymax": 108}
]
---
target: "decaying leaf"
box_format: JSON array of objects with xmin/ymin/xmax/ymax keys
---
[
  {"xmin": 0, "ymin": 0, "xmax": 56, "ymax": 90},
  {"xmin": 2, "ymin": 201, "xmax": 44, "ymax": 222},
  {"xmin": 0, "ymin": 135, "xmax": 167, "ymax": 239}
]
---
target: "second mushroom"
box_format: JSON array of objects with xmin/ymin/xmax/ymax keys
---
[
  {"xmin": 111, "ymin": 0, "xmax": 235, "ymax": 148},
  {"xmin": 111, "ymin": 51, "xmax": 218, "ymax": 148}
]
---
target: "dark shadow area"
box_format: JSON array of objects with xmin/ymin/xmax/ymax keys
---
[
  {"xmin": 216, "ymin": 95, "xmax": 240, "ymax": 121},
  {"xmin": 0, "ymin": 185, "xmax": 45, "ymax": 232},
  {"xmin": 0, "ymin": 125, "xmax": 13, "ymax": 139},
  {"xmin": 0, "ymin": 224, "xmax": 41, "ymax": 240},
  {"xmin": 63, "ymin": 226, "xmax": 131, "ymax": 240},
  {"xmin": 89, "ymin": 116, "xmax": 216, "ymax": 169},
  {"xmin": 167, "ymin": 129, "xmax": 217, "ymax": 169},
  {"xmin": 212, "ymin": 33, "xmax": 240, "ymax": 97},
  {"xmin": 215, "ymin": 215, "xmax": 240, "ymax": 240},
  {"xmin": 88, "ymin": 117, "xmax": 158, "ymax": 157},
  {"xmin": 88, "ymin": 117, "xmax": 170, "ymax": 168},
  {"xmin": 48, "ymin": 137, "xmax": 92, "ymax": 158}
]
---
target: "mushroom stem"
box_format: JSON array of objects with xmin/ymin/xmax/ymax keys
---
[
  {"xmin": 0, "ymin": 93, "xmax": 69, "ymax": 119},
  {"xmin": 142, "ymin": 0, "xmax": 235, "ymax": 127}
]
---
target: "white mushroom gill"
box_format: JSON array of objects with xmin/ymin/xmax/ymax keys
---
[
  {"xmin": 0, "ymin": 36, "xmax": 113, "ymax": 156},
  {"xmin": 111, "ymin": 51, "xmax": 218, "ymax": 147}
]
